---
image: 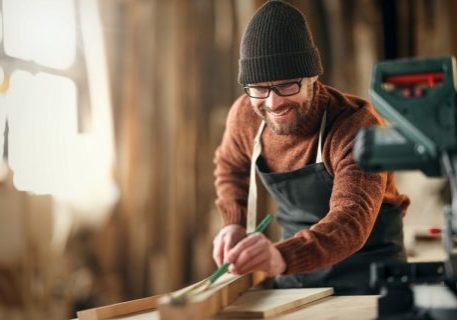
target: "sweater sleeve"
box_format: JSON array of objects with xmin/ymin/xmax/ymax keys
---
[
  {"xmin": 214, "ymin": 96, "xmax": 257, "ymax": 227},
  {"xmin": 275, "ymin": 109, "xmax": 388, "ymax": 274}
]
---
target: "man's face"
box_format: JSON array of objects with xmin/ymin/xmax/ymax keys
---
[{"xmin": 247, "ymin": 76, "xmax": 318, "ymax": 135}]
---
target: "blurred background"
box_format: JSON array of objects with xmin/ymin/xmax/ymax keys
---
[{"xmin": 0, "ymin": 0, "xmax": 456, "ymax": 319}]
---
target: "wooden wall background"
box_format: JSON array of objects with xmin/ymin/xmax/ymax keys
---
[{"xmin": 1, "ymin": 0, "xmax": 457, "ymax": 319}]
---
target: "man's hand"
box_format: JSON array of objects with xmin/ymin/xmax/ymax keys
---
[
  {"xmin": 212, "ymin": 224, "xmax": 247, "ymax": 267},
  {"xmin": 226, "ymin": 233, "xmax": 286, "ymax": 277}
]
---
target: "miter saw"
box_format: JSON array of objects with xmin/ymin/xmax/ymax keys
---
[{"xmin": 354, "ymin": 56, "xmax": 457, "ymax": 319}]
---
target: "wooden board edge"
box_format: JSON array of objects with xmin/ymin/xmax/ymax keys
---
[
  {"xmin": 77, "ymin": 294, "xmax": 162, "ymax": 320},
  {"xmin": 218, "ymin": 287, "xmax": 334, "ymax": 319},
  {"xmin": 262, "ymin": 287, "xmax": 334, "ymax": 318},
  {"xmin": 158, "ymin": 272, "xmax": 266, "ymax": 320}
]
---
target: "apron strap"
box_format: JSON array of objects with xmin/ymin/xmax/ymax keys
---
[
  {"xmin": 247, "ymin": 120, "xmax": 266, "ymax": 233},
  {"xmin": 247, "ymin": 111, "xmax": 326, "ymax": 232},
  {"xmin": 316, "ymin": 110, "xmax": 327, "ymax": 164}
]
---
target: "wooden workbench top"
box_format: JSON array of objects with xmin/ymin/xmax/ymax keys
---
[{"xmin": 88, "ymin": 294, "xmax": 378, "ymax": 320}]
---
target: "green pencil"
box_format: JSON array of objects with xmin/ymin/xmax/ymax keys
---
[{"xmin": 170, "ymin": 214, "xmax": 273, "ymax": 304}]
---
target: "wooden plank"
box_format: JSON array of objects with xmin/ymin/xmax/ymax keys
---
[
  {"xmin": 77, "ymin": 295, "xmax": 162, "ymax": 320},
  {"xmin": 78, "ymin": 272, "xmax": 265, "ymax": 320},
  {"xmin": 109, "ymin": 311, "xmax": 160, "ymax": 320},
  {"xmin": 218, "ymin": 288, "xmax": 334, "ymax": 318},
  {"xmin": 158, "ymin": 272, "xmax": 266, "ymax": 320},
  {"xmin": 271, "ymin": 295, "xmax": 378, "ymax": 320}
]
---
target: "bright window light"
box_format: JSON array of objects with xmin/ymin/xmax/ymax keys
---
[
  {"xmin": 2, "ymin": 0, "xmax": 118, "ymax": 239},
  {"xmin": 0, "ymin": 10, "xmax": 3, "ymax": 44},
  {"xmin": 3, "ymin": 0, "xmax": 76, "ymax": 69},
  {"xmin": 7, "ymin": 70, "xmax": 78, "ymax": 194}
]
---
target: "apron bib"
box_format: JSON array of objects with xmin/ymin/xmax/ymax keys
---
[{"xmin": 248, "ymin": 112, "xmax": 406, "ymax": 295}]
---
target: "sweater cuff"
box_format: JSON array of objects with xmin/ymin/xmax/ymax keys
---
[
  {"xmin": 217, "ymin": 202, "xmax": 247, "ymax": 227},
  {"xmin": 274, "ymin": 236, "xmax": 312, "ymax": 275}
]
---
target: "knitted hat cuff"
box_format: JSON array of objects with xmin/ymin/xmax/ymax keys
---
[{"xmin": 239, "ymin": 48, "xmax": 323, "ymax": 84}]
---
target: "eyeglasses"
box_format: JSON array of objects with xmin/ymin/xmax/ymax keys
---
[{"xmin": 243, "ymin": 79, "xmax": 303, "ymax": 99}]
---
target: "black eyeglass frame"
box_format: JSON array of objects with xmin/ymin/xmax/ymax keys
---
[{"xmin": 243, "ymin": 78, "xmax": 303, "ymax": 99}]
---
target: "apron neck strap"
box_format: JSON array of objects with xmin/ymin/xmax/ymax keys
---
[
  {"xmin": 247, "ymin": 120, "xmax": 266, "ymax": 232},
  {"xmin": 316, "ymin": 110, "xmax": 327, "ymax": 163}
]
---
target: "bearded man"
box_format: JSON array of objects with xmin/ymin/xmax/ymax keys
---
[{"xmin": 212, "ymin": 0, "xmax": 410, "ymax": 294}]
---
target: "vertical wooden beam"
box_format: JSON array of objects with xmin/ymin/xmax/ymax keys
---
[
  {"xmin": 165, "ymin": 0, "xmax": 189, "ymax": 292},
  {"xmin": 414, "ymin": 0, "xmax": 453, "ymax": 57},
  {"xmin": 351, "ymin": 0, "xmax": 383, "ymax": 99},
  {"xmin": 148, "ymin": 0, "xmax": 174, "ymax": 295},
  {"xmin": 117, "ymin": 0, "xmax": 146, "ymax": 298},
  {"xmin": 449, "ymin": 0, "xmax": 457, "ymax": 57}
]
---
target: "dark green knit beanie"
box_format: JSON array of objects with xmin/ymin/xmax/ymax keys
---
[{"xmin": 238, "ymin": 0, "xmax": 323, "ymax": 84}]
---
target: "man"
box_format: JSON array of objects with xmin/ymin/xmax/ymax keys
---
[{"xmin": 212, "ymin": 0, "xmax": 410, "ymax": 294}]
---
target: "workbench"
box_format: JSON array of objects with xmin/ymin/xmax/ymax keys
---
[{"xmin": 77, "ymin": 294, "xmax": 378, "ymax": 320}]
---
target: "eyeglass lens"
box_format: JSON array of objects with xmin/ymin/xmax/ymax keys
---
[{"xmin": 246, "ymin": 82, "xmax": 300, "ymax": 98}]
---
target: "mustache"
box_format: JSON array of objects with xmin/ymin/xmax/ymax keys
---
[{"xmin": 259, "ymin": 102, "xmax": 300, "ymax": 113}]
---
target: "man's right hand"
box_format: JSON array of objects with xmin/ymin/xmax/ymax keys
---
[{"xmin": 212, "ymin": 224, "xmax": 247, "ymax": 267}]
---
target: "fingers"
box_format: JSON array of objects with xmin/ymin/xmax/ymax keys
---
[
  {"xmin": 223, "ymin": 238, "xmax": 232, "ymax": 264},
  {"xmin": 226, "ymin": 233, "xmax": 265, "ymax": 264},
  {"xmin": 212, "ymin": 224, "xmax": 247, "ymax": 267},
  {"xmin": 214, "ymin": 229, "xmax": 286, "ymax": 276},
  {"xmin": 229, "ymin": 248, "xmax": 269, "ymax": 275},
  {"xmin": 226, "ymin": 233, "xmax": 272, "ymax": 274},
  {"xmin": 234, "ymin": 259, "xmax": 269, "ymax": 275},
  {"xmin": 224, "ymin": 231, "xmax": 247, "ymax": 263},
  {"xmin": 225, "ymin": 231, "xmax": 241, "ymax": 251},
  {"xmin": 212, "ymin": 236, "xmax": 224, "ymax": 267},
  {"xmin": 230, "ymin": 240, "xmax": 265, "ymax": 270}
]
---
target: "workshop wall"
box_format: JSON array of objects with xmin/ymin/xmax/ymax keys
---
[{"xmin": 0, "ymin": 1, "xmax": 456, "ymax": 319}]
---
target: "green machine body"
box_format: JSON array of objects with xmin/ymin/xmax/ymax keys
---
[{"xmin": 354, "ymin": 56, "xmax": 457, "ymax": 176}]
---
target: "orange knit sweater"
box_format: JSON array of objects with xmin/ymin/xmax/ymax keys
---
[{"xmin": 214, "ymin": 82, "xmax": 410, "ymax": 274}]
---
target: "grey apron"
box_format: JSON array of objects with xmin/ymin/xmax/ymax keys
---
[{"xmin": 249, "ymin": 112, "xmax": 406, "ymax": 295}]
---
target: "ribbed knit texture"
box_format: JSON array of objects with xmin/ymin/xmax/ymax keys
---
[
  {"xmin": 239, "ymin": 0, "xmax": 323, "ymax": 84},
  {"xmin": 214, "ymin": 82, "xmax": 410, "ymax": 274}
]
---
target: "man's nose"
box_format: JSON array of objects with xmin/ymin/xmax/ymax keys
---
[{"xmin": 265, "ymin": 90, "xmax": 284, "ymax": 110}]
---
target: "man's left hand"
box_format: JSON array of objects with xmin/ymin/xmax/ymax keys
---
[{"xmin": 225, "ymin": 233, "xmax": 286, "ymax": 276}]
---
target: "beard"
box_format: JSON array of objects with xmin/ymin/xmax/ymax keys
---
[
  {"xmin": 256, "ymin": 99, "xmax": 314, "ymax": 135},
  {"xmin": 251, "ymin": 81, "xmax": 318, "ymax": 135}
]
